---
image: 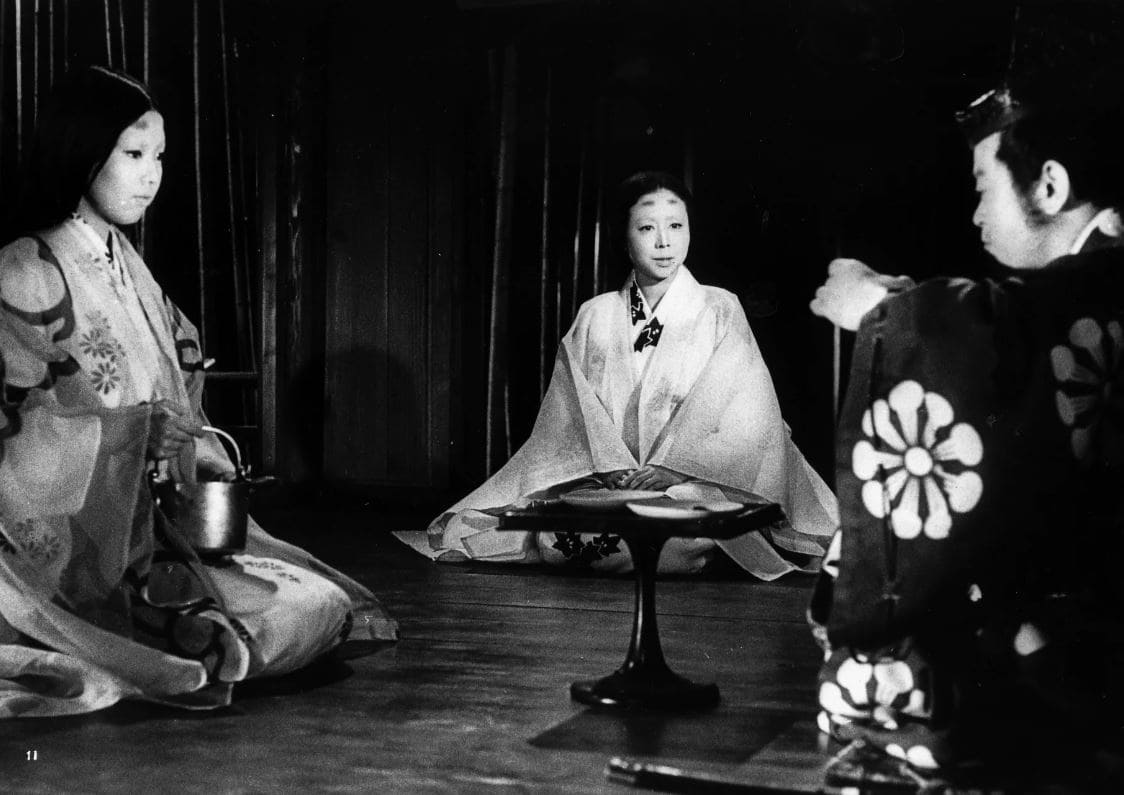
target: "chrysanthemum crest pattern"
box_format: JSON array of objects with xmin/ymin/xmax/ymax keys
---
[
  {"xmin": 1051, "ymin": 317, "xmax": 1124, "ymax": 464},
  {"xmin": 851, "ymin": 380, "xmax": 983, "ymax": 540}
]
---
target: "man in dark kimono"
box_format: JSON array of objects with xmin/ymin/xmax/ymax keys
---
[{"xmin": 807, "ymin": 77, "xmax": 1124, "ymax": 773}]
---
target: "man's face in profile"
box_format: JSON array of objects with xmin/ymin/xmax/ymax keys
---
[{"xmin": 971, "ymin": 132, "xmax": 1051, "ymax": 270}]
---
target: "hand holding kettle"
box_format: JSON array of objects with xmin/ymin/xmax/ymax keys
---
[{"xmin": 147, "ymin": 400, "xmax": 204, "ymax": 461}]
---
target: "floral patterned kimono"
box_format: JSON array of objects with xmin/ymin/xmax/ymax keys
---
[
  {"xmin": 0, "ymin": 217, "xmax": 396, "ymax": 718},
  {"xmin": 810, "ymin": 212, "xmax": 1124, "ymax": 771},
  {"xmin": 397, "ymin": 266, "xmax": 839, "ymax": 578}
]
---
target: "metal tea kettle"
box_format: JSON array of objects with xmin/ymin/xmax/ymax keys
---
[{"xmin": 150, "ymin": 425, "xmax": 277, "ymax": 558}]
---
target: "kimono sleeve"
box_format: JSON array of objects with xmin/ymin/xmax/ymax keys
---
[
  {"xmin": 164, "ymin": 296, "xmax": 206, "ymax": 409},
  {"xmin": 0, "ymin": 237, "xmax": 149, "ymax": 521},
  {"xmin": 827, "ymin": 277, "xmax": 1007, "ymax": 649},
  {"xmin": 162, "ymin": 296, "xmax": 233, "ymax": 477}
]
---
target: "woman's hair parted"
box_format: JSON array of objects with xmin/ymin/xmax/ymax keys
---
[
  {"xmin": 610, "ymin": 170, "xmax": 693, "ymax": 266},
  {"xmin": 3, "ymin": 66, "xmax": 156, "ymax": 242}
]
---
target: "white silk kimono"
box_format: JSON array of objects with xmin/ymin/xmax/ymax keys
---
[
  {"xmin": 0, "ymin": 218, "xmax": 396, "ymax": 718},
  {"xmin": 397, "ymin": 267, "xmax": 838, "ymax": 578}
]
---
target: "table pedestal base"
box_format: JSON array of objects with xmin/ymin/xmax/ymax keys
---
[
  {"xmin": 571, "ymin": 669, "xmax": 719, "ymax": 710},
  {"xmin": 570, "ymin": 535, "xmax": 720, "ymax": 711}
]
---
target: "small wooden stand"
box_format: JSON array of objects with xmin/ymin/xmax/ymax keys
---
[{"xmin": 499, "ymin": 499, "xmax": 783, "ymax": 710}]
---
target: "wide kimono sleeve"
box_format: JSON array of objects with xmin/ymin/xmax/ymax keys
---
[
  {"xmin": 820, "ymin": 259, "xmax": 1124, "ymax": 650},
  {"xmin": 443, "ymin": 296, "xmax": 639, "ymax": 516},
  {"xmin": 0, "ymin": 236, "xmax": 153, "ymax": 600},
  {"xmin": 651, "ymin": 293, "xmax": 839, "ymax": 545},
  {"xmin": 810, "ymin": 247, "xmax": 1124, "ymax": 772},
  {"xmin": 822, "ymin": 277, "xmax": 1008, "ymax": 649},
  {"xmin": 160, "ymin": 295, "xmax": 233, "ymax": 478}
]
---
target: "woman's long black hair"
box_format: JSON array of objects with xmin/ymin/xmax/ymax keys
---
[{"xmin": 2, "ymin": 65, "xmax": 156, "ymax": 243}]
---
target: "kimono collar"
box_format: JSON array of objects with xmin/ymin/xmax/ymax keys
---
[
  {"xmin": 625, "ymin": 266, "xmax": 690, "ymax": 323},
  {"xmin": 628, "ymin": 278, "xmax": 649, "ymax": 324},
  {"xmin": 1070, "ymin": 208, "xmax": 1123, "ymax": 254},
  {"xmin": 67, "ymin": 212, "xmax": 130, "ymax": 269},
  {"xmin": 65, "ymin": 214, "xmax": 134, "ymax": 297},
  {"xmin": 643, "ymin": 265, "xmax": 699, "ymax": 318},
  {"xmin": 624, "ymin": 267, "xmax": 701, "ymax": 353}
]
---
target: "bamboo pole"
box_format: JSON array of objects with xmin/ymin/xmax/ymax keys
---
[
  {"xmin": 538, "ymin": 66, "xmax": 552, "ymax": 399},
  {"xmin": 103, "ymin": 0, "xmax": 111, "ymax": 67},
  {"xmin": 117, "ymin": 0, "xmax": 126, "ymax": 73},
  {"xmin": 219, "ymin": 2, "xmax": 243, "ymax": 337},
  {"xmin": 229, "ymin": 10, "xmax": 255, "ymax": 367},
  {"xmin": 47, "ymin": 0, "xmax": 53, "ymax": 86},
  {"xmin": 219, "ymin": 0, "xmax": 253, "ymax": 396},
  {"xmin": 226, "ymin": 1, "xmax": 259, "ymax": 431},
  {"xmin": 504, "ymin": 381, "xmax": 511, "ymax": 460},
  {"xmin": 192, "ymin": 0, "xmax": 206, "ymax": 350},
  {"xmin": 138, "ymin": 0, "xmax": 149, "ymax": 256},
  {"xmin": 15, "ymin": 0, "xmax": 22, "ymax": 162},
  {"xmin": 832, "ymin": 237, "xmax": 843, "ymax": 423},
  {"xmin": 833, "ymin": 324, "xmax": 841, "ymax": 421},
  {"xmin": 1, "ymin": 0, "xmax": 7, "ymax": 191},
  {"xmin": 591, "ymin": 100, "xmax": 605, "ymax": 296},
  {"xmin": 485, "ymin": 45, "xmax": 517, "ymax": 473},
  {"xmin": 32, "ymin": 0, "xmax": 39, "ymax": 130},
  {"xmin": 257, "ymin": 34, "xmax": 279, "ymax": 474},
  {"xmin": 571, "ymin": 119, "xmax": 588, "ymax": 320},
  {"xmin": 142, "ymin": 0, "xmax": 148, "ymax": 84},
  {"xmin": 591, "ymin": 211, "xmax": 602, "ymax": 295}
]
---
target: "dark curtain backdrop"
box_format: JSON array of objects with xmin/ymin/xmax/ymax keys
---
[
  {"xmin": 466, "ymin": 0, "xmax": 1013, "ymax": 484},
  {"xmin": 308, "ymin": 0, "xmax": 1025, "ymax": 498},
  {"xmin": 0, "ymin": 0, "xmax": 263, "ymax": 459},
  {"xmin": 313, "ymin": 0, "xmax": 1117, "ymax": 499}
]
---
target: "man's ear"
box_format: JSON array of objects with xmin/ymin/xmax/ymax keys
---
[{"xmin": 1033, "ymin": 159, "xmax": 1072, "ymax": 216}]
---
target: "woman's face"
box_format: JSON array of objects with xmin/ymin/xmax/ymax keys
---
[
  {"xmin": 85, "ymin": 110, "xmax": 165, "ymax": 228},
  {"xmin": 627, "ymin": 188, "xmax": 690, "ymax": 287}
]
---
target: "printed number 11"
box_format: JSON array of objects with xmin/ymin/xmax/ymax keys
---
[{"xmin": 27, "ymin": 750, "xmax": 38, "ymax": 761}]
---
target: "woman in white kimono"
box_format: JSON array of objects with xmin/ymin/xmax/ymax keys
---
[
  {"xmin": 0, "ymin": 66, "xmax": 396, "ymax": 718},
  {"xmin": 397, "ymin": 171, "xmax": 838, "ymax": 576}
]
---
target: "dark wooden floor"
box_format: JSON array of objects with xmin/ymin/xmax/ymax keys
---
[
  {"xmin": 2, "ymin": 506, "xmax": 839, "ymax": 793},
  {"xmin": 6, "ymin": 507, "xmax": 1120, "ymax": 793}
]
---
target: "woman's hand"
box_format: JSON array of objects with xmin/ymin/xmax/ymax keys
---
[
  {"xmin": 595, "ymin": 469, "xmax": 634, "ymax": 490},
  {"xmin": 147, "ymin": 400, "xmax": 204, "ymax": 461},
  {"xmin": 619, "ymin": 465, "xmax": 688, "ymax": 491},
  {"xmin": 809, "ymin": 258, "xmax": 891, "ymax": 331}
]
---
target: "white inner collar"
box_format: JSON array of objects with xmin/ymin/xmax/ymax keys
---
[{"xmin": 1070, "ymin": 208, "xmax": 1123, "ymax": 254}]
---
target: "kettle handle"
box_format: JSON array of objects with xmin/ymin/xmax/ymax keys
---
[{"xmin": 201, "ymin": 425, "xmax": 243, "ymax": 474}]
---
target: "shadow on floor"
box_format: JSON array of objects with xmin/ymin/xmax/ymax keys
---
[{"xmin": 530, "ymin": 705, "xmax": 797, "ymax": 765}]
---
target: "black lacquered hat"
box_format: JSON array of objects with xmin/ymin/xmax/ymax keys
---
[
  {"xmin": 955, "ymin": 86, "xmax": 1029, "ymax": 146},
  {"xmin": 954, "ymin": 1, "xmax": 1124, "ymax": 144}
]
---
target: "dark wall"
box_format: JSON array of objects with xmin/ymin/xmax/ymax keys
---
[{"xmin": 321, "ymin": 7, "xmax": 477, "ymax": 488}]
